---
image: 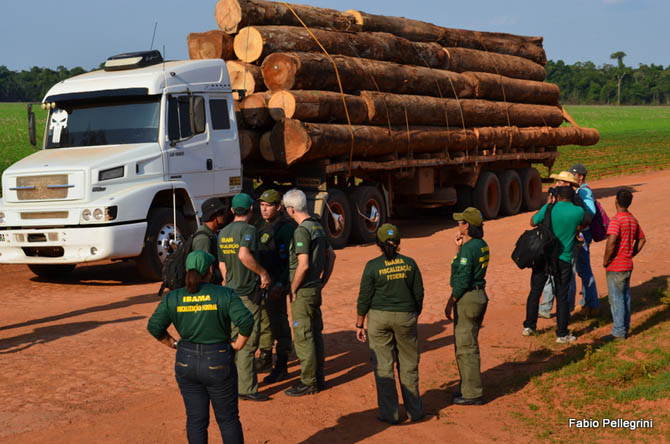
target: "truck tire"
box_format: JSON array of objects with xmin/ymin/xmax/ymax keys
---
[
  {"xmin": 349, "ymin": 186, "xmax": 387, "ymax": 244},
  {"xmin": 498, "ymin": 169, "xmax": 523, "ymax": 216},
  {"xmin": 519, "ymin": 167, "xmax": 543, "ymax": 211},
  {"xmin": 473, "ymin": 171, "xmax": 501, "ymax": 219},
  {"xmin": 321, "ymin": 189, "xmax": 351, "ymax": 250},
  {"xmin": 136, "ymin": 207, "xmax": 187, "ymax": 281},
  {"xmin": 27, "ymin": 264, "xmax": 76, "ymax": 279},
  {"xmin": 455, "ymin": 185, "xmax": 473, "ymax": 212}
]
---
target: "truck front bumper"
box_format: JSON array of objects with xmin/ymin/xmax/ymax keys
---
[{"xmin": 0, "ymin": 222, "xmax": 147, "ymax": 264}]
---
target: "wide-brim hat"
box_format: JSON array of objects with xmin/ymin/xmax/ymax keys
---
[
  {"xmin": 201, "ymin": 198, "xmax": 227, "ymax": 221},
  {"xmin": 549, "ymin": 171, "xmax": 578, "ymax": 185}
]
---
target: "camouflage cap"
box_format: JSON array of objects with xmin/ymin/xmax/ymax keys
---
[
  {"xmin": 258, "ymin": 189, "xmax": 282, "ymax": 204},
  {"xmin": 453, "ymin": 207, "xmax": 483, "ymax": 227},
  {"xmin": 377, "ymin": 223, "xmax": 400, "ymax": 245},
  {"xmin": 185, "ymin": 250, "xmax": 215, "ymax": 275}
]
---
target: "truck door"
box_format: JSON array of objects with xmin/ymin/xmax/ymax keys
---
[
  {"xmin": 166, "ymin": 94, "xmax": 214, "ymax": 199},
  {"xmin": 208, "ymin": 95, "xmax": 242, "ymax": 195}
]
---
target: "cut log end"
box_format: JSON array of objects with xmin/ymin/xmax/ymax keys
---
[
  {"xmin": 239, "ymin": 130, "xmax": 260, "ymax": 160},
  {"xmin": 227, "ymin": 61, "xmax": 263, "ymax": 98},
  {"xmin": 271, "ymin": 119, "xmax": 311, "ymax": 166},
  {"xmin": 215, "ymin": 0, "xmax": 243, "ymax": 34},
  {"xmin": 268, "ymin": 91, "xmax": 296, "ymax": 120},
  {"xmin": 259, "ymin": 132, "xmax": 275, "ymax": 162},
  {"xmin": 234, "ymin": 27, "xmax": 264, "ymax": 63},
  {"xmin": 262, "ymin": 53, "xmax": 299, "ymax": 91}
]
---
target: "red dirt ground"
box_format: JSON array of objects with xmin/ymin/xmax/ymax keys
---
[{"xmin": 1, "ymin": 170, "xmax": 668, "ymax": 443}]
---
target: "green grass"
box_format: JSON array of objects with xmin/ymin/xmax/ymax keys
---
[{"xmin": 0, "ymin": 102, "xmax": 45, "ymax": 173}]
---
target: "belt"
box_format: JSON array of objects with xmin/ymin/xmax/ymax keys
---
[
  {"xmin": 177, "ymin": 341, "xmax": 231, "ymax": 352},
  {"xmin": 470, "ymin": 284, "xmax": 485, "ymax": 291}
]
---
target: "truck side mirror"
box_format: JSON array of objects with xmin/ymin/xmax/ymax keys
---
[
  {"xmin": 27, "ymin": 104, "xmax": 36, "ymax": 146},
  {"xmin": 190, "ymin": 96, "xmax": 206, "ymax": 135}
]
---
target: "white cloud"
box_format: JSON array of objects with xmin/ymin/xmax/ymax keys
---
[{"xmin": 489, "ymin": 15, "xmax": 517, "ymax": 26}]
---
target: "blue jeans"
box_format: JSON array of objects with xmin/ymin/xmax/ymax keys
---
[
  {"xmin": 574, "ymin": 230, "xmax": 600, "ymax": 309},
  {"xmin": 539, "ymin": 273, "xmax": 576, "ymax": 316},
  {"xmin": 606, "ymin": 271, "xmax": 632, "ymax": 338},
  {"xmin": 175, "ymin": 342, "xmax": 243, "ymax": 444}
]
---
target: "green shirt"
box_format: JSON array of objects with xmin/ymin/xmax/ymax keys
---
[
  {"xmin": 532, "ymin": 201, "xmax": 586, "ymax": 263},
  {"xmin": 218, "ymin": 221, "xmax": 259, "ymax": 297},
  {"xmin": 255, "ymin": 217, "xmax": 295, "ymax": 288},
  {"xmin": 191, "ymin": 224, "xmax": 222, "ymax": 284},
  {"xmin": 450, "ymin": 238, "xmax": 489, "ymax": 300},
  {"xmin": 289, "ymin": 218, "xmax": 330, "ymax": 289},
  {"xmin": 357, "ymin": 253, "xmax": 424, "ymax": 316},
  {"xmin": 147, "ymin": 283, "xmax": 254, "ymax": 344}
]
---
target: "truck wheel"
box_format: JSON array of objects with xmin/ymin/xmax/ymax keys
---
[
  {"xmin": 349, "ymin": 186, "xmax": 387, "ymax": 244},
  {"xmin": 498, "ymin": 169, "xmax": 523, "ymax": 216},
  {"xmin": 519, "ymin": 167, "xmax": 543, "ymax": 211},
  {"xmin": 27, "ymin": 264, "xmax": 76, "ymax": 279},
  {"xmin": 136, "ymin": 207, "xmax": 187, "ymax": 281},
  {"xmin": 473, "ymin": 171, "xmax": 501, "ymax": 219},
  {"xmin": 321, "ymin": 189, "xmax": 351, "ymax": 250},
  {"xmin": 455, "ymin": 185, "xmax": 473, "ymax": 212}
]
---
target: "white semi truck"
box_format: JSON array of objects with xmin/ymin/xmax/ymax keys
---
[{"xmin": 0, "ymin": 50, "xmax": 553, "ymax": 280}]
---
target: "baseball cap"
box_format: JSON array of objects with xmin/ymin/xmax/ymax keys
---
[
  {"xmin": 185, "ymin": 250, "xmax": 215, "ymax": 275},
  {"xmin": 453, "ymin": 207, "xmax": 483, "ymax": 227},
  {"xmin": 377, "ymin": 223, "xmax": 400, "ymax": 245},
  {"xmin": 258, "ymin": 189, "xmax": 282, "ymax": 204},
  {"xmin": 231, "ymin": 193, "xmax": 254, "ymax": 213},
  {"xmin": 569, "ymin": 163, "xmax": 587, "ymax": 176},
  {"xmin": 201, "ymin": 198, "xmax": 227, "ymax": 221},
  {"xmin": 549, "ymin": 171, "xmax": 578, "ymax": 185}
]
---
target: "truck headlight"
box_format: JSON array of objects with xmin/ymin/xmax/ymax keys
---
[
  {"xmin": 82, "ymin": 209, "xmax": 92, "ymax": 221},
  {"xmin": 81, "ymin": 206, "xmax": 117, "ymax": 223},
  {"xmin": 99, "ymin": 166, "xmax": 124, "ymax": 181},
  {"xmin": 93, "ymin": 208, "xmax": 104, "ymax": 220}
]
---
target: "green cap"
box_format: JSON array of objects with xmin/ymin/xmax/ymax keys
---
[
  {"xmin": 258, "ymin": 189, "xmax": 281, "ymax": 204},
  {"xmin": 453, "ymin": 207, "xmax": 483, "ymax": 227},
  {"xmin": 185, "ymin": 250, "xmax": 215, "ymax": 275},
  {"xmin": 231, "ymin": 193, "xmax": 253, "ymax": 212},
  {"xmin": 377, "ymin": 223, "xmax": 400, "ymax": 244}
]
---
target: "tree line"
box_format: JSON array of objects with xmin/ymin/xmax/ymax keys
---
[{"xmin": 2, "ymin": 56, "xmax": 670, "ymax": 105}]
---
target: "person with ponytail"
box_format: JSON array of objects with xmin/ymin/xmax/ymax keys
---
[
  {"xmin": 147, "ymin": 250, "xmax": 254, "ymax": 444},
  {"xmin": 355, "ymin": 223, "xmax": 425, "ymax": 424}
]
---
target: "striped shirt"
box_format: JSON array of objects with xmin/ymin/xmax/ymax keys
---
[{"xmin": 606, "ymin": 211, "xmax": 645, "ymax": 272}]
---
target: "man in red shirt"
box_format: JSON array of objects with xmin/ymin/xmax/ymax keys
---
[{"xmin": 603, "ymin": 189, "xmax": 647, "ymax": 340}]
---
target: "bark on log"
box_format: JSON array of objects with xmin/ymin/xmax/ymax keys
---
[
  {"xmin": 187, "ymin": 31, "xmax": 235, "ymax": 60},
  {"xmin": 346, "ymin": 10, "xmax": 546, "ymax": 65},
  {"xmin": 234, "ymin": 25, "xmax": 445, "ymax": 67},
  {"xmin": 216, "ymin": 0, "xmax": 359, "ymax": 34},
  {"xmin": 270, "ymin": 119, "xmax": 598, "ymax": 166},
  {"xmin": 227, "ymin": 61, "xmax": 265, "ymax": 99},
  {"xmin": 240, "ymin": 92, "xmax": 273, "ymax": 128},
  {"xmin": 360, "ymin": 91, "xmax": 564, "ymax": 127},
  {"xmin": 443, "ymin": 47, "xmax": 545, "ymax": 81},
  {"xmin": 261, "ymin": 52, "xmax": 473, "ymax": 98},
  {"xmin": 267, "ymin": 90, "xmax": 368, "ymax": 123},
  {"xmin": 463, "ymin": 72, "xmax": 560, "ymax": 105},
  {"xmin": 239, "ymin": 130, "xmax": 260, "ymax": 160}
]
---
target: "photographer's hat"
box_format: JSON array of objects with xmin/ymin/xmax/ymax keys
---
[{"xmin": 549, "ymin": 171, "xmax": 578, "ymax": 185}]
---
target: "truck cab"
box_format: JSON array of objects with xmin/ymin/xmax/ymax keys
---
[{"xmin": 0, "ymin": 51, "xmax": 242, "ymax": 279}]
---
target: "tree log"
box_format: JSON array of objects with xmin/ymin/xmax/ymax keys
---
[
  {"xmin": 463, "ymin": 72, "xmax": 560, "ymax": 105},
  {"xmin": 259, "ymin": 131, "xmax": 275, "ymax": 162},
  {"xmin": 443, "ymin": 47, "xmax": 545, "ymax": 81},
  {"xmin": 240, "ymin": 92, "xmax": 273, "ymax": 128},
  {"xmin": 216, "ymin": 0, "xmax": 359, "ymax": 34},
  {"xmin": 270, "ymin": 119, "xmax": 598, "ymax": 166},
  {"xmin": 234, "ymin": 25, "xmax": 445, "ymax": 67},
  {"xmin": 187, "ymin": 31, "xmax": 235, "ymax": 60},
  {"xmin": 360, "ymin": 91, "xmax": 564, "ymax": 127},
  {"xmin": 267, "ymin": 90, "xmax": 368, "ymax": 123},
  {"xmin": 261, "ymin": 52, "xmax": 473, "ymax": 97},
  {"xmin": 227, "ymin": 61, "xmax": 265, "ymax": 99},
  {"xmin": 346, "ymin": 10, "xmax": 546, "ymax": 65},
  {"xmin": 239, "ymin": 130, "xmax": 260, "ymax": 160}
]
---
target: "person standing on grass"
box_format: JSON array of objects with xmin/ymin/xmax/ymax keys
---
[
  {"xmin": 603, "ymin": 189, "xmax": 646, "ymax": 340},
  {"xmin": 355, "ymin": 223, "xmax": 425, "ymax": 424}
]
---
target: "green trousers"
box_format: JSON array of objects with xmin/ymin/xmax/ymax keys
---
[
  {"xmin": 290, "ymin": 287, "xmax": 324, "ymax": 386},
  {"xmin": 232, "ymin": 294, "xmax": 262, "ymax": 395},
  {"xmin": 453, "ymin": 289, "xmax": 488, "ymax": 399},
  {"xmin": 367, "ymin": 309, "xmax": 424, "ymax": 422},
  {"xmin": 258, "ymin": 291, "xmax": 293, "ymax": 357}
]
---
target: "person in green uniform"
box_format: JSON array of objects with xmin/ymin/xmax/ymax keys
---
[
  {"xmin": 190, "ymin": 197, "xmax": 227, "ymax": 284},
  {"xmin": 445, "ymin": 207, "xmax": 489, "ymax": 405},
  {"xmin": 147, "ymin": 250, "xmax": 253, "ymax": 444},
  {"xmin": 282, "ymin": 189, "xmax": 336, "ymax": 397},
  {"xmin": 255, "ymin": 189, "xmax": 295, "ymax": 383},
  {"xmin": 218, "ymin": 193, "xmax": 271, "ymax": 402},
  {"xmin": 355, "ymin": 223, "xmax": 425, "ymax": 424}
]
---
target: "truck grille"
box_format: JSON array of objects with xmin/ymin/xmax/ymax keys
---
[{"xmin": 16, "ymin": 175, "xmax": 70, "ymax": 200}]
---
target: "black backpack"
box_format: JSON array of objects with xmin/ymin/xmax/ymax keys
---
[
  {"xmin": 511, "ymin": 204, "xmax": 558, "ymax": 270},
  {"xmin": 157, "ymin": 229, "xmax": 216, "ymax": 297}
]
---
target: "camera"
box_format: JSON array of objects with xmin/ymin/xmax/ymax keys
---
[{"xmin": 548, "ymin": 186, "xmax": 558, "ymax": 197}]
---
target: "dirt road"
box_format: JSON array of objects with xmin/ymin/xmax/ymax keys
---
[{"xmin": 1, "ymin": 170, "xmax": 668, "ymax": 443}]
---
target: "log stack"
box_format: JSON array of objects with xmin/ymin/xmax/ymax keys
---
[{"xmin": 188, "ymin": 0, "xmax": 598, "ymax": 165}]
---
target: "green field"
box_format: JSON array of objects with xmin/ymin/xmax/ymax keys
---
[{"xmin": 1, "ymin": 103, "xmax": 669, "ymax": 184}]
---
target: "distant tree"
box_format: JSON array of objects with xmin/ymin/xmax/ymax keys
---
[{"xmin": 610, "ymin": 51, "xmax": 628, "ymax": 105}]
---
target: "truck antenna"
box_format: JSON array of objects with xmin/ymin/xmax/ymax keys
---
[{"xmin": 150, "ymin": 22, "xmax": 158, "ymax": 50}]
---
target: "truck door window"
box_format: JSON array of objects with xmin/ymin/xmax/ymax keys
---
[
  {"xmin": 209, "ymin": 99, "xmax": 231, "ymax": 130},
  {"xmin": 168, "ymin": 95, "xmax": 206, "ymax": 142}
]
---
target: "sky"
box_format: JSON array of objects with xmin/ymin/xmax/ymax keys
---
[{"xmin": 2, "ymin": 0, "xmax": 668, "ymax": 71}]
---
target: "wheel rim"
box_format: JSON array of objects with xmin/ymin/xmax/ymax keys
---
[
  {"xmin": 487, "ymin": 182, "xmax": 499, "ymax": 210},
  {"xmin": 363, "ymin": 199, "xmax": 381, "ymax": 233},
  {"xmin": 328, "ymin": 202, "xmax": 346, "ymax": 238},
  {"xmin": 156, "ymin": 223, "xmax": 182, "ymax": 264}
]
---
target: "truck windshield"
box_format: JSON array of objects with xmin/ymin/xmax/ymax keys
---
[{"xmin": 45, "ymin": 96, "xmax": 160, "ymax": 149}]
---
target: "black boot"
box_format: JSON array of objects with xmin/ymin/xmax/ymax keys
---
[
  {"xmin": 263, "ymin": 354, "xmax": 288, "ymax": 384},
  {"xmin": 256, "ymin": 349, "xmax": 273, "ymax": 373}
]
